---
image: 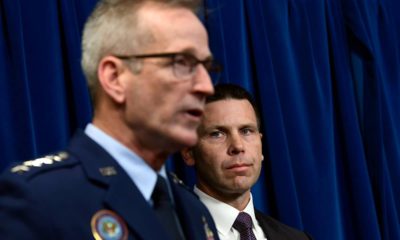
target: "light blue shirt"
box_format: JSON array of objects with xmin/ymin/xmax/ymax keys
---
[{"xmin": 84, "ymin": 124, "xmax": 168, "ymax": 204}]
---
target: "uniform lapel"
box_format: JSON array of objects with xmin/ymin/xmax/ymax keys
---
[
  {"xmin": 68, "ymin": 132, "xmax": 172, "ymax": 240},
  {"xmin": 170, "ymin": 177, "xmax": 216, "ymax": 240},
  {"xmin": 104, "ymin": 173, "xmax": 172, "ymax": 240}
]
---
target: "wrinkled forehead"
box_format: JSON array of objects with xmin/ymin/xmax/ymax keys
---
[
  {"xmin": 201, "ymin": 100, "xmax": 259, "ymax": 129},
  {"xmin": 136, "ymin": 3, "xmax": 210, "ymax": 58}
]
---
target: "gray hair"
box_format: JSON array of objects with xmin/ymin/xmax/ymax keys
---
[{"xmin": 81, "ymin": 0, "xmax": 201, "ymax": 105}]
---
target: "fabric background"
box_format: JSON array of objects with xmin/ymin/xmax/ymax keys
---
[{"xmin": 1, "ymin": 1, "xmax": 399, "ymax": 239}]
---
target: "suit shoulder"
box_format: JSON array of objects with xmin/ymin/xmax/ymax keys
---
[
  {"xmin": 3, "ymin": 151, "xmax": 78, "ymax": 181},
  {"xmin": 255, "ymin": 210, "xmax": 312, "ymax": 239}
]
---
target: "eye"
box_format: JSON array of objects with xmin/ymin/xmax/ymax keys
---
[
  {"xmin": 173, "ymin": 54, "xmax": 193, "ymax": 67},
  {"xmin": 209, "ymin": 130, "xmax": 224, "ymax": 138},
  {"xmin": 241, "ymin": 128, "xmax": 255, "ymax": 135}
]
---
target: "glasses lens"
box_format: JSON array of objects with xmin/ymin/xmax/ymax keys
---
[
  {"xmin": 173, "ymin": 54, "xmax": 194, "ymax": 78},
  {"xmin": 204, "ymin": 60, "xmax": 221, "ymax": 84},
  {"xmin": 172, "ymin": 53, "xmax": 222, "ymax": 81},
  {"xmin": 203, "ymin": 60, "xmax": 222, "ymax": 72}
]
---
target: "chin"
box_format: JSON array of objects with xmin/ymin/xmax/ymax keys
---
[
  {"xmin": 173, "ymin": 129, "xmax": 199, "ymax": 148},
  {"xmin": 178, "ymin": 133, "xmax": 198, "ymax": 147},
  {"xmin": 162, "ymin": 127, "xmax": 198, "ymax": 151}
]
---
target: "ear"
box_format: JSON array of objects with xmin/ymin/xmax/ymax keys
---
[
  {"xmin": 181, "ymin": 147, "xmax": 195, "ymax": 166},
  {"xmin": 259, "ymin": 133, "xmax": 264, "ymax": 161},
  {"xmin": 97, "ymin": 56, "xmax": 127, "ymax": 104}
]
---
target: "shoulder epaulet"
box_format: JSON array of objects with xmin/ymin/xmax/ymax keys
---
[{"xmin": 10, "ymin": 151, "xmax": 70, "ymax": 175}]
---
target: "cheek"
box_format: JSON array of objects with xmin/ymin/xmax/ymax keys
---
[
  {"xmin": 199, "ymin": 155, "xmax": 220, "ymax": 170},
  {"xmin": 156, "ymin": 89, "xmax": 187, "ymax": 118},
  {"xmin": 196, "ymin": 158, "xmax": 221, "ymax": 184},
  {"xmin": 135, "ymin": 87, "xmax": 175, "ymax": 121},
  {"xmin": 248, "ymin": 144, "xmax": 263, "ymax": 173},
  {"xmin": 251, "ymin": 158, "xmax": 263, "ymax": 182},
  {"xmin": 195, "ymin": 146, "xmax": 224, "ymax": 170},
  {"xmin": 252, "ymin": 142, "xmax": 263, "ymax": 160}
]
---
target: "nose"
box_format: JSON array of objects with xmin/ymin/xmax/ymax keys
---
[
  {"xmin": 227, "ymin": 133, "xmax": 245, "ymax": 156},
  {"xmin": 192, "ymin": 64, "xmax": 214, "ymax": 96}
]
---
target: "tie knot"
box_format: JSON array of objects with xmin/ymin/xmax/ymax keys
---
[{"xmin": 233, "ymin": 212, "xmax": 253, "ymax": 232}]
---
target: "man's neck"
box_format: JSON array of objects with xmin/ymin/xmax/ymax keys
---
[
  {"xmin": 92, "ymin": 118, "xmax": 168, "ymax": 171},
  {"xmin": 196, "ymin": 184, "xmax": 251, "ymax": 211}
]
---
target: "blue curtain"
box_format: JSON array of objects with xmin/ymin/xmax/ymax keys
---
[
  {"xmin": 0, "ymin": 0, "xmax": 93, "ymax": 171},
  {"xmin": 1, "ymin": 0, "xmax": 399, "ymax": 239}
]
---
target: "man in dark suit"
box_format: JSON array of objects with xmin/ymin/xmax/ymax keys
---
[
  {"xmin": 182, "ymin": 84, "xmax": 311, "ymax": 240},
  {"xmin": 0, "ymin": 0, "xmax": 220, "ymax": 239}
]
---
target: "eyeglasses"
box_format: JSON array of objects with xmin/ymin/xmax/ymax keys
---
[{"xmin": 114, "ymin": 52, "xmax": 222, "ymax": 80}]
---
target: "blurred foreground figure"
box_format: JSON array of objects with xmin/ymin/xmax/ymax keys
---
[{"xmin": 0, "ymin": 0, "xmax": 220, "ymax": 239}]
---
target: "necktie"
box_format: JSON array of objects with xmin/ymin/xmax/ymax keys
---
[
  {"xmin": 152, "ymin": 174, "xmax": 184, "ymax": 240},
  {"xmin": 233, "ymin": 212, "xmax": 257, "ymax": 240}
]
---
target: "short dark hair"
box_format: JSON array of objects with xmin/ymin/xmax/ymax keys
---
[{"xmin": 206, "ymin": 83, "xmax": 261, "ymax": 128}]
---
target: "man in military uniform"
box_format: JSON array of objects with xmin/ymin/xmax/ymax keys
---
[{"xmin": 0, "ymin": 0, "xmax": 219, "ymax": 239}]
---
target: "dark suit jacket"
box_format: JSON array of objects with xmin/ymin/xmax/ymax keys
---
[
  {"xmin": 255, "ymin": 210, "xmax": 312, "ymax": 240},
  {"xmin": 0, "ymin": 132, "xmax": 219, "ymax": 240}
]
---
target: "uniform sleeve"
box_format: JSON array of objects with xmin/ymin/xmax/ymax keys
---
[{"xmin": 0, "ymin": 174, "xmax": 56, "ymax": 240}]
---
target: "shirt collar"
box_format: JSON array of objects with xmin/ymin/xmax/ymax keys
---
[
  {"xmin": 194, "ymin": 186, "xmax": 257, "ymax": 237},
  {"xmin": 84, "ymin": 124, "xmax": 167, "ymax": 202}
]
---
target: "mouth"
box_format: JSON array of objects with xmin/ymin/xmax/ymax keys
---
[
  {"xmin": 184, "ymin": 108, "xmax": 203, "ymax": 121},
  {"xmin": 226, "ymin": 163, "xmax": 252, "ymax": 173}
]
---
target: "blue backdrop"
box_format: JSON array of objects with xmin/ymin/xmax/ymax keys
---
[{"xmin": 1, "ymin": 1, "xmax": 399, "ymax": 239}]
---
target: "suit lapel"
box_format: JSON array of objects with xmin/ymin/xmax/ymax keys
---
[
  {"xmin": 255, "ymin": 211, "xmax": 311, "ymax": 240},
  {"xmin": 255, "ymin": 210, "xmax": 282, "ymax": 240}
]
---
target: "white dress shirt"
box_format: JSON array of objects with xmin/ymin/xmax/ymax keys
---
[
  {"xmin": 194, "ymin": 186, "xmax": 267, "ymax": 240},
  {"xmin": 84, "ymin": 124, "xmax": 168, "ymax": 204}
]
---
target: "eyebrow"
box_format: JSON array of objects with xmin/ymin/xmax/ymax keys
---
[
  {"xmin": 204, "ymin": 123, "xmax": 258, "ymax": 132},
  {"xmin": 176, "ymin": 47, "xmax": 214, "ymax": 60}
]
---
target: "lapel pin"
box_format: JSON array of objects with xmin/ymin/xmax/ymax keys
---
[{"xmin": 99, "ymin": 167, "xmax": 117, "ymax": 176}]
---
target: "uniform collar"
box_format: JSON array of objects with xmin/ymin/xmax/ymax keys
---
[{"xmin": 84, "ymin": 123, "xmax": 167, "ymax": 202}]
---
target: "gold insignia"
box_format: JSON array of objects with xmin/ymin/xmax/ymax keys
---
[
  {"xmin": 50, "ymin": 151, "xmax": 68, "ymax": 162},
  {"xmin": 202, "ymin": 216, "xmax": 215, "ymax": 240},
  {"xmin": 10, "ymin": 152, "xmax": 69, "ymax": 174},
  {"xmin": 99, "ymin": 167, "xmax": 117, "ymax": 176},
  {"xmin": 57, "ymin": 151, "xmax": 68, "ymax": 159},
  {"xmin": 23, "ymin": 157, "xmax": 53, "ymax": 167},
  {"xmin": 52, "ymin": 155, "xmax": 63, "ymax": 162},
  {"xmin": 11, "ymin": 165, "xmax": 30, "ymax": 174}
]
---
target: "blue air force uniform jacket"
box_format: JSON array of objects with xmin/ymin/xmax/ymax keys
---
[{"xmin": 0, "ymin": 132, "xmax": 219, "ymax": 240}]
